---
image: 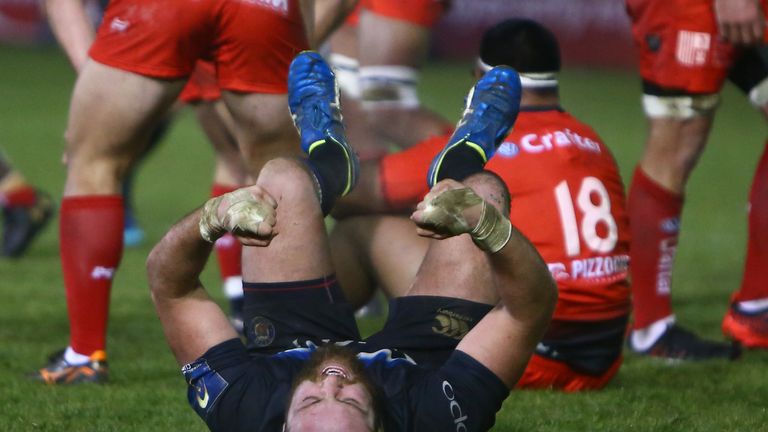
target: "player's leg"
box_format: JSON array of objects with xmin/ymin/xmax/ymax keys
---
[
  {"xmin": 363, "ymin": 65, "xmax": 522, "ymax": 367},
  {"xmin": 330, "ymin": 215, "xmax": 429, "ymax": 308},
  {"xmin": 355, "ymin": 2, "xmax": 452, "ymax": 149},
  {"xmin": 0, "ymin": 151, "xmax": 54, "ymax": 257},
  {"xmin": 721, "ymin": 46, "xmax": 768, "ymax": 349},
  {"xmin": 178, "ymin": 60, "xmax": 250, "ymax": 329},
  {"xmin": 220, "ymin": 92, "xmax": 303, "ymax": 176},
  {"xmin": 327, "ymin": 14, "xmax": 388, "ymax": 159},
  {"xmin": 194, "ymin": 98, "xmax": 250, "ymax": 330},
  {"xmin": 236, "ymin": 52, "xmax": 362, "ymax": 351},
  {"xmin": 625, "ymin": 0, "xmax": 739, "ymax": 360},
  {"xmin": 121, "ymin": 111, "xmax": 175, "ymax": 248},
  {"xmin": 215, "ymin": 0, "xmax": 308, "ymax": 178},
  {"xmin": 36, "ymin": 61, "xmax": 185, "ymax": 384}
]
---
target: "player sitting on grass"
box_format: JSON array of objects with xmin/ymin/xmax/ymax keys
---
[
  {"xmin": 330, "ymin": 18, "xmax": 633, "ymax": 391},
  {"xmin": 148, "ymin": 51, "xmax": 555, "ymax": 431}
]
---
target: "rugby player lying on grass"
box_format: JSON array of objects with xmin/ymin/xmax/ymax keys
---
[{"xmin": 147, "ymin": 51, "xmax": 556, "ymax": 431}]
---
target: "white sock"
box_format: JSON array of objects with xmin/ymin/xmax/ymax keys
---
[
  {"xmin": 736, "ymin": 298, "xmax": 768, "ymax": 313},
  {"xmin": 64, "ymin": 346, "xmax": 90, "ymax": 365},
  {"xmin": 223, "ymin": 276, "xmax": 243, "ymax": 299},
  {"xmin": 631, "ymin": 315, "xmax": 676, "ymax": 351}
]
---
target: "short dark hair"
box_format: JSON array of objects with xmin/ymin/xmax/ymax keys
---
[{"xmin": 479, "ymin": 18, "xmax": 561, "ymax": 73}]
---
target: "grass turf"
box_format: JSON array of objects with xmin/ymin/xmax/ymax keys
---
[{"xmin": 1, "ymin": 44, "xmax": 767, "ymax": 430}]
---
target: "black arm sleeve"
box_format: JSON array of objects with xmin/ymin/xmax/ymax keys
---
[{"xmin": 410, "ymin": 351, "xmax": 510, "ymax": 432}]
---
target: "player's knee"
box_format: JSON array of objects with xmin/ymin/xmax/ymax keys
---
[
  {"xmin": 463, "ymin": 171, "xmax": 511, "ymax": 215},
  {"xmin": 257, "ymin": 157, "xmax": 316, "ymax": 199},
  {"xmin": 359, "ymin": 65, "xmax": 420, "ymax": 109},
  {"xmin": 642, "ymin": 94, "xmax": 719, "ymax": 119}
]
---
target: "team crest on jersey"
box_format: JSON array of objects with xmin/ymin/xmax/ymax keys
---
[
  {"xmin": 496, "ymin": 141, "xmax": 520, "ymax": 158},
  {"xmin": 432, "ymin": 308, "xmax": 472, "ymax": 340},
  {"xmin": 248, "ymin": 316, "xmax": 276, "ymax": 347}
]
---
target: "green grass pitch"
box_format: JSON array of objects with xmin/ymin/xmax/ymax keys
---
[{"xmin": 0, "ymin": 44, "xmax": 767, "ymax": 430}]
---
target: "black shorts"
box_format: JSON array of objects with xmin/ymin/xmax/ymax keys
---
[
  {"xmin": 643, "ymin": 45, "xmax": 768, "ymax": 97},
  {"xmin": 535, "ymin": 314, "xmax": 629, "ymax": 376},
  {"xmin": 245, "ymin": 289, "xmax": 492, "ymax": 368},
  {"xmin": 242, "ymin": 277, "xmax": 361, "ymax": 354},
  {"xmin": 364, "ymin": 295, "xmax": 493, "ymax": 369}
]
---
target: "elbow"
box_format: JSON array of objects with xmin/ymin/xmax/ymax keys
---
[{"xmin": 146, "ymin": 242, "xmax": 166, "ymax": 301}]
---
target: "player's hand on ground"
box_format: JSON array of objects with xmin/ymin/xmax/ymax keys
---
[
  {"xmin": 714, "ymin": 0, "xmax": 765, "ymax": 45},
  {"xmin": 410, "ymin": 179, "xmax": 484, "ymax": 239},
  {"xmin": 200, "ymin": 185, "xmax": 278, "ymax": 246}
]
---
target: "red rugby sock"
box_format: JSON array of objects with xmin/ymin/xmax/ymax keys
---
[
  {"xmin": 60, "ymin": 196, "xmax": 124, "ymax": 355},
  {"xmin": 1, "ymin": 185, "xmax": 37, "ymax": 208},
  {"xmin": 211, "ymin": 184, "xmax": 242, "ymax": 285},
  {"xmin": 734, "ymin": 142, "xmax": 768, "ymax": 302},
  {"xmin": 629, "ymin": 168, "xmax": 680, "ymax": 329}
]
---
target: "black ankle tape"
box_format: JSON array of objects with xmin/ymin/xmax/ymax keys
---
[
  {"xmin": 243, "ymin": 275, "xmax": 347, "ymax": 304},
  {"xmin": 304, "ymin": 142, "xmax": 348, "ymax": 214},
  {"xmin": 435, "ymin": 144, "xmax": 487, "ymax": 183}
]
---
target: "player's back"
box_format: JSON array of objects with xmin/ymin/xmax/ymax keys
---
[
  {"xmin": 488, "ymin": 108, "xmax": 630, "ymax": 322},
  {"xmin": 378, "ymin": 107, "xmax": 631, "ymax": 321}
]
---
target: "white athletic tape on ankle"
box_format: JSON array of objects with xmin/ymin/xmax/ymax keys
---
[
  {"xmin": 329, "ymin": 53, "xmax": 361, "ymax": 99},
  {"xmin": 642, "ymin": 94, "xmax": 719, "ymax": 119},
  {"xmin": 359, "ymin": 65, "xmax": 420, "ymax": 108}
]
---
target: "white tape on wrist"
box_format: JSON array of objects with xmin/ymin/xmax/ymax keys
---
[
  {"xmin": 470, "ymin": 200, "xmax": 512, "ymax": 253},
  {"xmin": 200, "ymin": 195, "xmax": 226, "ymax": 243},
  {"xmin": 199, "ymin": 189, "xmax": 270, "ymax": 243}
]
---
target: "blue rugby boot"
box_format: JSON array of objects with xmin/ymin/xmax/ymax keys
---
[
  {"xmin": 426, "ymin": 66, "xmax": 522, "ymax": 187},
  {"xmin": 288, "ymin": 51, "xmax": 359, "ymax": 199}
]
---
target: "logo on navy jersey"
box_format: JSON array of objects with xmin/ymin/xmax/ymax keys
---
[
  {"xmin": 496, "ymin": 141, "xmax": 520, "ymax": 158},
  {"xmin": 183, "ymin": 360, "xmax": 229, "ymax": 419},
  {"xmin": 196, "ymin": 380, "xmax": 210, "ymax": 409},
  {"xmin": 248, "ymin": 316, "xmax": 276, "ymax": 347},
  {"xmin": 432, "ymin": 309, "xmax": 472, "ymax": 340},
  {"xmin": 442, "ymin": 380, "xmax": 468, "ymax": 431}
]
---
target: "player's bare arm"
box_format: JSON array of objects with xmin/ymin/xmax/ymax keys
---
[
  {"xmin": 41, "ymin": 0, "xmax": 95, "ymax": 72},
  {"xmin": 714, "ymin": 0, "xmax": 765, "ymax": 45},
  {"xmin": 148, "ymin": 186, "xmax": 277, "ymax": 365},
  {"xmin": 412, "ymin": 176, "xmax": 558, "ymax": 388}
]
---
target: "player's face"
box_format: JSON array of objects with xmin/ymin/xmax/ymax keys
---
[{"xmin": 285, "ymin": 360, "xmax": 376, "ymax": 431}]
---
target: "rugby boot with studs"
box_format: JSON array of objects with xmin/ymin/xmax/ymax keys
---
[
  {"xmin": 1, "ymin": 189, "xmax": 54, "ymax": 257},
  {"xmin": 722, "ymin": 304, "xmax": 768, "ymax": 349},
  {"xmin": 34, "ymin": 349, "xmax": 109, "ymax": 385},
  {"xmin": 630, "ymin": 324, "xmax": 741, "ymax": 361},
  {"xmin": 427, "ymin": 66, "xmax": 522, "ymax": 187},
  {"xmin": 288, "ymin": 51, "xmax": 359, "ymax": 197}
]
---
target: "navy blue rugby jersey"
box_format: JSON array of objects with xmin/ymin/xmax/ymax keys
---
[{"xmin": 183, "ymin": 338, "xmax": 509, "ymax": 432}]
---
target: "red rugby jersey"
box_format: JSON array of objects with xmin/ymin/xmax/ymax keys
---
[{"xmin": 380, "ymin": 107, "xmax": 631, "ymax": 321}]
